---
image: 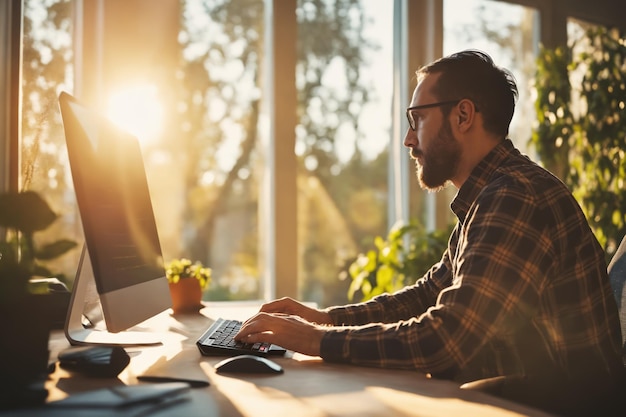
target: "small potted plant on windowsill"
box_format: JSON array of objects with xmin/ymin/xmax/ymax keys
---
[
  {"xmin": 0, "ymin": 190, "xmax": 77, "ymax": 408},
  {"xmin": 165, "ymin": 258, "xmax": 211, "ymax": 314}
]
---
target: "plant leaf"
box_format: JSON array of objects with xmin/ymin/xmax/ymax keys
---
[
  {"xmin": 34, "ymin": 239, "xmax": 78, "ymax": 260},
  {"xmin": 0, "ymin": 191, "xmax": 58, "ymax": 233}
]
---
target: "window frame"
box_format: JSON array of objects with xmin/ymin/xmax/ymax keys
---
[{"xmin": 1, "ymin": 0, "xmax": 22, "ymax": 194}]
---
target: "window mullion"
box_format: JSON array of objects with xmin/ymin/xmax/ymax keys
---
[
  {"xmin": 263, "ymin": 0, "xmax": 298, "ymax": 300},
  {"xmin": 1, "ymin": 0, "xmax": 23, "ymax": 193}
]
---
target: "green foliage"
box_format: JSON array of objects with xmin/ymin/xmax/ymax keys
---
[
  {"xmin": 296, "ymin": 0, "xmax": 375, "ymax": 184},
  {"xmin": 570, "ymin": 27, "xmax": 626, "ymax": 255},
  {"xmin": 0, "ymin": 191, "xmax": 77, "ymax": 303},
  {"xmin": 530, "ymin": 26, "xmax": 626, "ymax": 257},
  {"xmin": 165, "ymin": 258, "xmax": 212, "ymax": 290},
  {"xmin": 347, "ymin": 220, "xmax": 453, "ymax": 302},
  {"xmin": 530, "ymin": 46, "xmax": 573, "ymax": 181}
]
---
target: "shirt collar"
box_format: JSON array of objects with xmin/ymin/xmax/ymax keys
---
[{"xmin": 451, "ymin": 139, "xmax": 517, "ymax": 222}]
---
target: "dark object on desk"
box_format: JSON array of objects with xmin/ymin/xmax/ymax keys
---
[
  {"xmin": 48, "ymin": 382, "xmax": 190, "ymax": 408},
  {"xmin": 0, "ymin": 379, "xmax": 48, "ymax": 411},
  {"xmin": 58, "ymin": 346, "xmax": 130, "ymax": 378},
  {"xmin": 30, "ymin": 278, "xmax": 71, "ymax": 329},
  {"xmin": 197, "ymin": 317, "xmax": 286, "ymax": 356},
  {"xmin": 214, "ymin": 354, "xmax": 284, "ymax": 374},
  {"xmin": 0, "ymin": 294, "xmax": 55, "ymax": 409},
  {"xmin": 137, "ymin": 375, "xmax": 210, "ymax": 388}
]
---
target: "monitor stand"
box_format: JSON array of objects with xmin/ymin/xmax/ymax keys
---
[{"xmin": 64, "ymin": 245, "xmax": 163, "ymax": 346}]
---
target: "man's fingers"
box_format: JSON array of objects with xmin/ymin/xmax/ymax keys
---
[{"xmin": 237, "ymin": 312, "xmax": 276, "ymax": 339}]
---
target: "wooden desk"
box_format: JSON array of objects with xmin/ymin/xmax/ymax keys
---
[{"xmin": 6, "ymin": 303, "xmax": 554, "ymax": 417}]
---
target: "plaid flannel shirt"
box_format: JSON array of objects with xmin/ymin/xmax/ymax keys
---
[{"xmin": 321, "ymin": 139, "xmax": 623, "ymax": 385}]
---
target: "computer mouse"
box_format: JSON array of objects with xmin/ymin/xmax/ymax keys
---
[
  {"xmin": 214, "ymin": 354, "xmax": 283, "ymax": 374},
  {"xmin": 58, "ymin": 346, "xmax": 130, "ymax": 378}
]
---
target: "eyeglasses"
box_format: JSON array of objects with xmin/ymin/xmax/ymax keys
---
[{"xmin": 406, "ymin": 100, "xmax": 461, "ymax": 131}]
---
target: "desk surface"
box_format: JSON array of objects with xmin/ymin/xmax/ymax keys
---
[{"xmin": 10, "ymin": 302, "xmax": 554, "ymax": 417}]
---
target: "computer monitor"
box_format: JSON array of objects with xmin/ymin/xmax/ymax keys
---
[{"xmin": 59, "ymin": 92, "xmax": 171, "ymax": 346}]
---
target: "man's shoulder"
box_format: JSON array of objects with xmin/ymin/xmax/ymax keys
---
[
  {"xmin": 489, "ymin": 152, "xmax": 567, "ymax": 196},
  {"xmin": 455, "ymin": 141, "xmax": 572, "ymax": 219},
  {"xmin": 473, "ymin": 158, "xmax": 578, "ymax": 220}
]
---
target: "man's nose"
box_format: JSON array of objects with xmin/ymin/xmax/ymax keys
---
[{"xmin": 403, "ymin": 128, "xmax": 416, "ymax": 148}]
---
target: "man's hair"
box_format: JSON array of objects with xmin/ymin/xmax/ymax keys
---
[{"xmin": 417, "ymin": 50, "xmax": 518, "ymax": 137}]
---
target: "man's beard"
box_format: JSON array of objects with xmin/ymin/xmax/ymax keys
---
[{"xmin": 411, "ymin": 120, "xmax": 461, "ymax": 192}]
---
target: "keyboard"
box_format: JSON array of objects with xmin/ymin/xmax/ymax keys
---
[{"xmin": 196, "ymin": 318, "xmax": 286, "ymax": 356}]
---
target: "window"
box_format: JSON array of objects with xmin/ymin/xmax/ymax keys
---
[
  {"xmin": 444, "ymin": 0, "xmax": 539, "ymax": 157},
  {"xmin": 296, "ymin": 1, "xmax": 393, "ymax": 306},
  {"xmin": 8, "ymin": 0, "xmax": 624, "ymax": 306},
  {"xmin": 21, "ymin": 0, "xmax": 75, "ymax": 280},
  {"xmin": 17, "ymin": 0, "xmax": 395, "ymax": 306}
]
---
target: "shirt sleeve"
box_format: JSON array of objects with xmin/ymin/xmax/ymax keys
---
[{"xmin": 320, "ymin": 183, "xmax": 550, "ymax": 376}]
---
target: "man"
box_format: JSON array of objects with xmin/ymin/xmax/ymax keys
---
[{"xmin": 236, "ymin": 50, "xmax": 624, "ymax": 415}]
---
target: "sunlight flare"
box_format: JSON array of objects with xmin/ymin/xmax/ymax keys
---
[{"xmin": 106, "ymin": 84, "xmax": 164, "ymax": 144}]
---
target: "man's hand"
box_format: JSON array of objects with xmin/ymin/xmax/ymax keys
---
[
  {"xmin": 258, "ymin": 297, "xmax": 334, "ymax": 325},
  {"xmin": 235, "ymin": 312, "xmax": 326, "ymax": 357}
]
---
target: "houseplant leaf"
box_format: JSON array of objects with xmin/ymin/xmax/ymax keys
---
[
  {"xmin": 0, "ymin": 191, "xmax": 57, "ymax": 234},
  {"xmin": 34, "ymin": 239, "xmax": 78, "ymax": 260}
]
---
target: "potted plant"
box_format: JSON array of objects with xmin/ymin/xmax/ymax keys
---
[
  {"xmin": 0, "ymin": 190, "xmax": 77, "ymax": 408},
  {"xmin": 346, "ymin": 220, "xmax": 453, "ymax": 302},
  {"xmin": 165, "ymin": 258, "xmax": 211, "ymax": 314}
]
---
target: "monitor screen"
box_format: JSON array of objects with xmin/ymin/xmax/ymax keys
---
[{"xmin": 59, "ymin": 92, "xmax": 171, "ymax": 342}]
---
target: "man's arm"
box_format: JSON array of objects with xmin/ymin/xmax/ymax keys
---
[{"xmin": 236, "ymin": 241, "xmax": 455, "ymax": 357}]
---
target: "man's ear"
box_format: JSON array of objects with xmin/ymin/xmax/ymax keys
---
[{"xmin": 456, "ymin": 99, "xmax": 476, "ymax": 133}]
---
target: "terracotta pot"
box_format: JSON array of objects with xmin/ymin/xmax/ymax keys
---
[{"xmin": 168, "ymin": 278, "xmax": 203, "ymax": 313}]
